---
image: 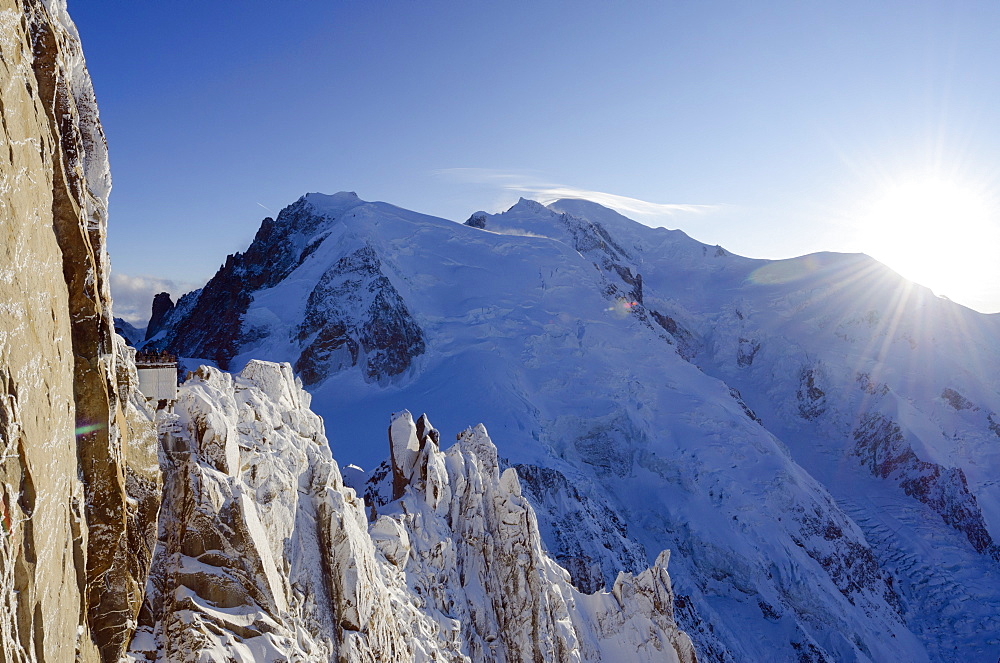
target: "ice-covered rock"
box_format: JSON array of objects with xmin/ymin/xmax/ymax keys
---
[
  {"xmin": 129, "ymin": 362, "xmax": 694, "ymax": 661},
  {"xmin": 295, "ymin": 245, "xmax": 425, "ymax": 385}
]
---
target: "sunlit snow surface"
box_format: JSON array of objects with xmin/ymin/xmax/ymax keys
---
[{"xmin": 173, "ymin": 193, "xmax": 1000, "ymax": 661}]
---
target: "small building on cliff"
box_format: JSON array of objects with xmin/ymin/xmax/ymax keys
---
[{"xmin": 136, "ymin": 350, "xmax": 178, "ymax": 408}]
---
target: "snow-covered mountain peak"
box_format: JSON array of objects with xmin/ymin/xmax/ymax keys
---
[
  {"xmin": 547, "ymin": 197, "xmax": 752, "ymax": 271},
  {"xmin": 547, "ymin": 197, "xmax": 643, "ymax": 228},
  {"xmin": 152, "ymin": 190, "xmax": 1000, "ymax": 661},
  {"xmin": 512, "ymin": 196, "xmax": 550, "ymax": 212},
  {"xmin": 301, "ymin": 190, "xmax": 365, "ymax": 216},
  {"xmin": 464, "ymin": 197, "xmax": 569, "ymax": 240}
]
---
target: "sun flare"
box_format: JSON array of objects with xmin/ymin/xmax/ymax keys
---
[{"xmin": 861, "ymin": 175, "xmax": 1000, "ymax": 307}]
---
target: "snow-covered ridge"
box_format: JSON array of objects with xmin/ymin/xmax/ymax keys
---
[
  {"xmin": 130, "ymin": 360, "xmax": 695, "ymax": 662},
  {"xmin": 147, "ymin": 191, "xmax": 1000, "ymax": 660}
]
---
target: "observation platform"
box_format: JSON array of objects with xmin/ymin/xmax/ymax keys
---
[{"xmin": 136, "ymin": 350, "xmax": 178, "ymax": 407}]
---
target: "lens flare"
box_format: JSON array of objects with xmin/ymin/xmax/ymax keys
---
[
  {"xmin": 748, "ymin": 255, "xmax": 823, "ymax": 285},
  {"xmin": 75, "ymin": 422, "xmax": 106, "ymax": 437},
  {"xmin": 606, "ymin": 298, "xmax": 640, "ymax": 316}
]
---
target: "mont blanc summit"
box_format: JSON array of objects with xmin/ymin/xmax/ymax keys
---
[{"xmin": 143, "ymin": 191, "xmax": 1000, "ymax": 661}]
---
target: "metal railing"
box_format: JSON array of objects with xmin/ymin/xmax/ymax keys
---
[{"xmin": 135, "ymin": 350, "xmax": 178, "ymax": 367}]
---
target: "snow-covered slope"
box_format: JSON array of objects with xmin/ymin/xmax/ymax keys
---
[
  {"xmin": 549, "ymin": 198, "xmax": 1000, "ymax": 660},
  {"xmin": 114, "ymin": 317, "xmax": 145, "ymax": 345},
  {"xmin": 129, "ymin": 360, "xmax": 694, "ymax": 662},
  {"xmin": 156, "ymin": 192, "xmax": 1000, "ymax": 661}
]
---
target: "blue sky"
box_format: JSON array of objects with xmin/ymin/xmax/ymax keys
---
[{"xmin": 70, "ymin": 1, "xmax": 1000, "ymax": 321}]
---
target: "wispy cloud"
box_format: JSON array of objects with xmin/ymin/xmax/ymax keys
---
[
  {"xmin": 435, "ymin": 168, "xmax": 721, "ymax": 223},
  {"xmin": 515, "ymin": 185, "xmax": 716, "ymax": 216},
  {"xmin": 110, "ymin": 272, "xmax": 204, "ymax": 326}
]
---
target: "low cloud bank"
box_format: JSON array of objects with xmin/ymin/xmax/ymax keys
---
[{"xmin": 111, "ymin": 272, "xmax": 202, "ymax": 327}]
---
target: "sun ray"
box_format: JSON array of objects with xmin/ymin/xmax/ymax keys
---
[{"xmin": 852, "ymin": 170, "xmax": 1000, "ymax": 310}]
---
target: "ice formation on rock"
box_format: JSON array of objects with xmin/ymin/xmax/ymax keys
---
[{"xmin": 129, "ymin": 361, "xmax": 695, "ymax": 662}]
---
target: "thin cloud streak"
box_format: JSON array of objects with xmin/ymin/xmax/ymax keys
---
[
  {"xmin": 436, "ymin": 168, "xmax": 721, "ymax": 222},
  {"xmin": 516, "ymin": 185, "xmax": 716, "ymax": 216}
]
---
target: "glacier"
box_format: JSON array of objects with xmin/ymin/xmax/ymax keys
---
[{"xmin": 146, "ymin": 191, "xmax": 1000, "ymax": 660}]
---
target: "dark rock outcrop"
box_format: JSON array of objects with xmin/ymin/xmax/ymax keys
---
[
  {"xmin": 464, "ymin": 211, "xmax": 488, "ymax": 228},
  {"xmin": 853, "ymin": 413, "xmax": 998, "ymax": 558},
  {"xmin": 797, "ymin": 366, "xmax": 827, "ymax": 420},
  {"xmin": 144, "ymin": 291, "xmax": 175, "ymax": 340},
  {"xmin": 941, "ymin": 388, "xmax": 977, "ymax": 412},
  {"xmin": 295, "ymin": 246, "xmax": 424, "ymax": 385}
]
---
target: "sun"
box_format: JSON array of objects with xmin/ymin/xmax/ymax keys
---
[{"xmin": 860, "ymin": 174, "xmax": 1000, "ymax": 307}]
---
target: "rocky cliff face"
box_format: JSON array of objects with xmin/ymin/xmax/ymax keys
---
[
  {"xmin": 161, "ymin": 193, "xmax": 425, "ymax": 382},
  {"xmin": 0, "ymin": 2, "xmax": 160, "ymax": 660},
  {"xmin": 513, "ymin": 463, "xmax": 649, "ymax": 594},
  {"xmin": 294, "ymin": 245, "xmax": 424, "ymax": 385},
  {"xmin": 853, "ymin": 411, "xmax": 998, "ymax": 559},
  {"xmin": 143, "ymin": 293, "xmax": 174, "ymax": 341},
  {"xmin": 128, "ymin": 361, "xmax": 695, "ymax": 662}
]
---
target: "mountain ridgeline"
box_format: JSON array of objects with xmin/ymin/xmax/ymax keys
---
[
  {"xmin": 160, "ymin": 193, "xmax": 425, "ymax": 384},
  {"xmin": 6, "ymin": 0, "xmax": 1000, "ymax": 659},
  {"xmin": 1, "ymin": 4, "xmax": 694, "ymax": 661},
  {"xmin": 150, "ymin": 192, "xmax": 1000, "ymax": 661}
]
